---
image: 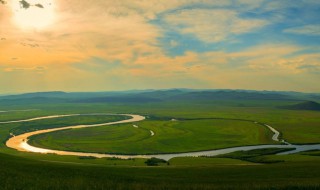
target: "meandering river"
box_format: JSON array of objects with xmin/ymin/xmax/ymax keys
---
[{"xmin": 4, "ymin": 113, "xmax": 320, "ymax": 160}]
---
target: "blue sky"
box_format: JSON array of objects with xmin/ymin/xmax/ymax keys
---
[
  {"xmin": 156, "ymin": 0, "xmax": 320, "ymax": 55},
  {"xmin": 0, "ymin": 0, "xmax": 319, "ymax": 93}
]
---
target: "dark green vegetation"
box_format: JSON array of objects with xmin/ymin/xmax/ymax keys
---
[
  {"xmin": 1, "ymin": 152, "xmax": 320, "ymax": 190},
  {"xmin": 145, "ymin": 157, "xmax": 167, "ymax": 166},
  {"xmin": 280, "ymin": 101, "xmax": 320, "ymax": 111},
  {"xmin": 301, "ymin": 150, "xmax": 320, "ymax": 156},
  {"xmin": 1, "ymin": 89, "xmax": 320, "ymax": 189},
  {"xmin": 215, "ymin": 148, "xmax": 296, "ymax": 163},
  {"xmin": 9, "ymin": 115, "xmax": 129, "ymax": 135},
  {"xmin": 29, "ymin": 119, "xmax": 275, "ymax": 154}
]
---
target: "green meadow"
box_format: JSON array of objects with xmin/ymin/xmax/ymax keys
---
[
  {"xmin": 1, "ymin": 95, "xmax": 320, "ymax": 189},
  {"xmin": 29, "ymin": 119, "xmax": 275, "ymax": 154},
  {"xmin": 1, "ymin": 151, "xmax": 320, "ymax": 190},
  {"xmin": 2, "ymin": 0, "xmax": 320, "ymax": 188}
]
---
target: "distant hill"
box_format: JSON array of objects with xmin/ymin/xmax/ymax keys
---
[
  {"xmin": 308, "ymin": 94, "xmax": 320, "ymax": 100},
  {"xmin": 137, "ymin": 89, "xmax": 187, "ymax": 99},
  {"xmin": 280, "ymin": 101, "xmax": 320, "ymax": 111},
  {"xmin": 74, "ymin": 96, "xmax": 161, "ymax": 103},
  {"xmin": 0, "ymin": 97, "xmax": 67, "ymax": 105},
  {"xmin": 3, "ymin": 91, "xmax": 67, "ymax": 99},
  {"xmin": 0, "ymin": 89, "xmax": 319, "ymax": 105},
  {"xmin": 166, "ymin": 91, "xmax": 292, "ymax": 101},
  {"xmin": 74, "ymin": 90, "xmax": 293, "ymax": 103},
  {"xmin": 0, "ymin": 91, "xmax": 142, "ymax": 101}
]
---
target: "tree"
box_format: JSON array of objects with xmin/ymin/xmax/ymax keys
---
[{"xmin": 145, "ymin": 158, "xmax": 167, "ymax": 166}]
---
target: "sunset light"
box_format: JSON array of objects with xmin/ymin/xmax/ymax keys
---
[
  {"xmin": 11, "ymin": 0, "xmax": 55, "ymax": 29},
  {"xmin": 1, "ymin": 1, "xmax": 320, "ymax": 189}
]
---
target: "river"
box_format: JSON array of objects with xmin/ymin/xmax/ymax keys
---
[{"xmin": 4, "ymin": 113, "xmax": 320, "ymax": 161}]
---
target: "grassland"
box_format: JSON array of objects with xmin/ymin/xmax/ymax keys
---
[
  {"xmin": 0, "ymin": 114, "xmax": 128, "ymax": 149},
  {"xmin": 9, "ymin": 114, "xmax": 129, "ymax": 135},
  {"xmin": 29, "ymin": 119, "xmax": 275, "ymax": 154},
  {"xmin": 1, "ymin": 98, "xmax": 320, "ymax": 189},
  {"xmin": 11, "ymin": 101, "xmax": 320, "ymax": 155},
  {"xmin": 214, "ymin": 148, "xmax": 296, "ymax": 163},
  {"xmin": 1, "ymin": 101, "xmax": 320, "ymax": 153},
  {"xmin": 1, "ymin": 152, "xmax": 320, "ymax": 190}
]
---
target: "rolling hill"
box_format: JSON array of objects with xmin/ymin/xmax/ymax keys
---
[
  {"xmin": 280, "ymin": 101, "xmax": 320, "ymax": 111},
  {"xmin": 0, "ymin": 89, "xmax": 318, "ymax": 105}
]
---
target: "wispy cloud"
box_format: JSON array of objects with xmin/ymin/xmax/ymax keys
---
[
  {"xmin": 0, "ymin": 0, "xmax": 320, "ymax": 93},
  {"xmin": 4, "ymin": 66, "xmax": 46, "ymax": 73},
  {"xmin": 163, "ymin": 9, "xmax": 268, "ymax": 43},
  {"xmin": 284, "ymin": 25, "xmax": 320, "ymax": 36}
]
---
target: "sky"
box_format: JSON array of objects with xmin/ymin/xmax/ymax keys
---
[{"xmin": 0, "ymin": 0, "xmax": 319, "ymax": 93}]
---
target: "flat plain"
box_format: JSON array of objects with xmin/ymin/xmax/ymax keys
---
[{"xmin": 1, "ymin": 90, "xmax": 320, "ymax": 189}]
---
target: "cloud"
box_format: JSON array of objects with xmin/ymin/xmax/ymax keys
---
[
  {"xmin": 3, "ymin": 66, "xmax": 46, "ymax": 72},
  {"xmin": 1, "ymin": 0, "xmax": 320, "ymax": 93},
  {"xmin": 0, "ymin": 0, "xmax": 162, "ymax": 67},
  {"xmin": 235, "ymin": 0, "xmax": 265, "ymax": 9},
  {"xmin": 227, "ymin": 44, "xmax": 301, "ymax": 71},
  {"xmin": 284, "ymin": 24, "xmax": 320, "ymax": 36},
  {"xmin": 163, "ymin": 9, "xmax": 268, "ymax": 43},
  {"xmin": 298, "ymin": 64, "xmax": 320, "ymax": 73}
]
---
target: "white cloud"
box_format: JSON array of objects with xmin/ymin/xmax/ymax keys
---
[
  {"xmin": 284, "ymin": 24, "xmax": 320, "ymax": 36},
  {"xmin": 1, "ymin": 0, "xmax": 320, "ymax": 93},
  {"xmin": 164, "ymin": 9, "xmax": 268, "ymax": 43}
]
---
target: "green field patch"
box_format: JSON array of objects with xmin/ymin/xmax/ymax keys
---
[
  {"xmin": 8, "ymin": 114, "xmax": 129, "ymax": 135},
  {"xmin": 0, "ymin": 110, "xmax": 51, "ymax": 122},
  {"xmin": 1, "ymin": 152, "xmax": 320, "ymax": 190},
  {"xmin": 0, "ymin": 114, "xmax": 129, "ymax": 150},
  {"xmin": 1, "ymin": 101, "xmax": 320, "ymax": 189},
  {"xmin": 260, "ymin": 153, "xmax": 320, "ymax": 163},
  {"xmin": 29, "ymin": 119, "xmax": 276, "ymax": 154},
  {"xmin": 272, "ymin": 120, "xmax": 320, "ymax": 144},
  {"xmin": 215, "ymin": 148, "xmax": 295, "ymax": 163},
  {"xmin": 299, "ymin": 150, "xmax": 320, "ymax": 157},
  {"xmin": 169, "ymin": 157, "xmax": 254, "ymax": 166}
]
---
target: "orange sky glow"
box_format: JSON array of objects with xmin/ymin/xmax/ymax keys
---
[{"xmin": 0, "ymin": 0, "xmax": 319, "ymax": 93}]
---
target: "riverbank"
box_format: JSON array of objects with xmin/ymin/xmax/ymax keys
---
[{"xmin": 5, "ymin": 113, "xmax": 320, "ymax": 160}]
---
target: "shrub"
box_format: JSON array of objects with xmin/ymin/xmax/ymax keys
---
[{"xmin": 145, "ymin": 157, "xmax": 167, "ymax": 166}]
